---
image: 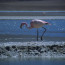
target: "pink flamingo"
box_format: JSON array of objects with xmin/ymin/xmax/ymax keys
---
[{"xmin": 20, "ymin": 19, "xmax": 51, "ymax": 41}]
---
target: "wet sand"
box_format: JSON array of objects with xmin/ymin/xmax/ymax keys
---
[
  {"xmin": 0, "ymin": 34, "xmax": 65, "ymax": 42},
  {"xmin": 0, "ymin": 1, "xmax": 65, "ymax": 16},
  {"xmin": 0, "ymin": 1, "xmax": 65, "ymax": 11}
]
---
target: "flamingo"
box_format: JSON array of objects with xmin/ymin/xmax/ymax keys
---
[{"xmin": 20, "ymin": 19, "xmax": 51, "ymax": 41}]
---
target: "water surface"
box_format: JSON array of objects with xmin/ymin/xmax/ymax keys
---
[{"xmin": 0, "ymin": 17, "xmax": 65, "ymax": 65}]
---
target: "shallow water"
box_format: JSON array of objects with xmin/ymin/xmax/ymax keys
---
[
  {"xmin": 0, "ymin": 19, "xmax": 65, "ymax": 37},
  {"xmin": 0, "ymin": 58, "xmax": 65, "ymax": 65}
]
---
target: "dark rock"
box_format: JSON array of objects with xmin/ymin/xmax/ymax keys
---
[
  {"xmin": 12, "ymin": 46, "xmax": 16, "ymax": 49},
  {"xmin": 53, "ymin": 49, "xmax": 57, "ymax": 52},
  {"xmin": 63, "ymin": 53, "xmax": 65, "ymax": 54},
  {"xmin": 39, "ymin": 51, "xmax": 44, "ymax": 53},
  {"xmin": 36, "ymin": 46, "xmax": 41, "ymax": 52},
  {"xmin": 35, "ymin": 53, "xmax": 39, "ymax": 55},
  {"xmin": 5, "ymin": 46, "xmax": 10, "ymax": 51},
  {"xmin": 30, "ymin": 47, "xmax": 36, "ymax": 50}
]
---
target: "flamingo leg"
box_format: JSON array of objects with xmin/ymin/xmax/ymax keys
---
[
  {"xmin": 41, "ymin": 27, "xmax": 46, "ymax": 40},
  {"xmin": 37, "ymin": 28, "xmax": 39, "ymax": 41}
]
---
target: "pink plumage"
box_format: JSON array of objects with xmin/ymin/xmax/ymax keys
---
[{"xmin": 20, "ymin": 19, "xmax": 50, "ymax": 29}]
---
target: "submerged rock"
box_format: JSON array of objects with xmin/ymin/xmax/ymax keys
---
[{"xmin": 5, "ymin": 46, "xmax": 10, "ymax": 51}]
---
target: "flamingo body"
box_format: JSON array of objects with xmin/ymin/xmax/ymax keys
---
[
  {"xmin": 20, "ymin": 19, "xmax": 49, "ymax": 29},
  {"xmin": 30, "ymin": 20, "xmax": 48, "ymax": 28}
]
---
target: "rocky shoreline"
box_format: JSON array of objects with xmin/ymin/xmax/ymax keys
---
[{"xmin": 0, "ymin": 42, "xmax": 65, "ymax": 58}]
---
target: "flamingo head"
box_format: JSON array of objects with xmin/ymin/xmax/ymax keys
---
[{"xmin": 20, "ymin": 22, "xmax": 27, "ymax": 28}]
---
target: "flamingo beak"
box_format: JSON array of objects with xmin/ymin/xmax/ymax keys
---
[
  {"xmin": 20, "ymin": 24, "xmax": 22, "ymax": 29},
  {"xmin": 45, "ymin": 23, "xmax": 51, "ymax": 25}
]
